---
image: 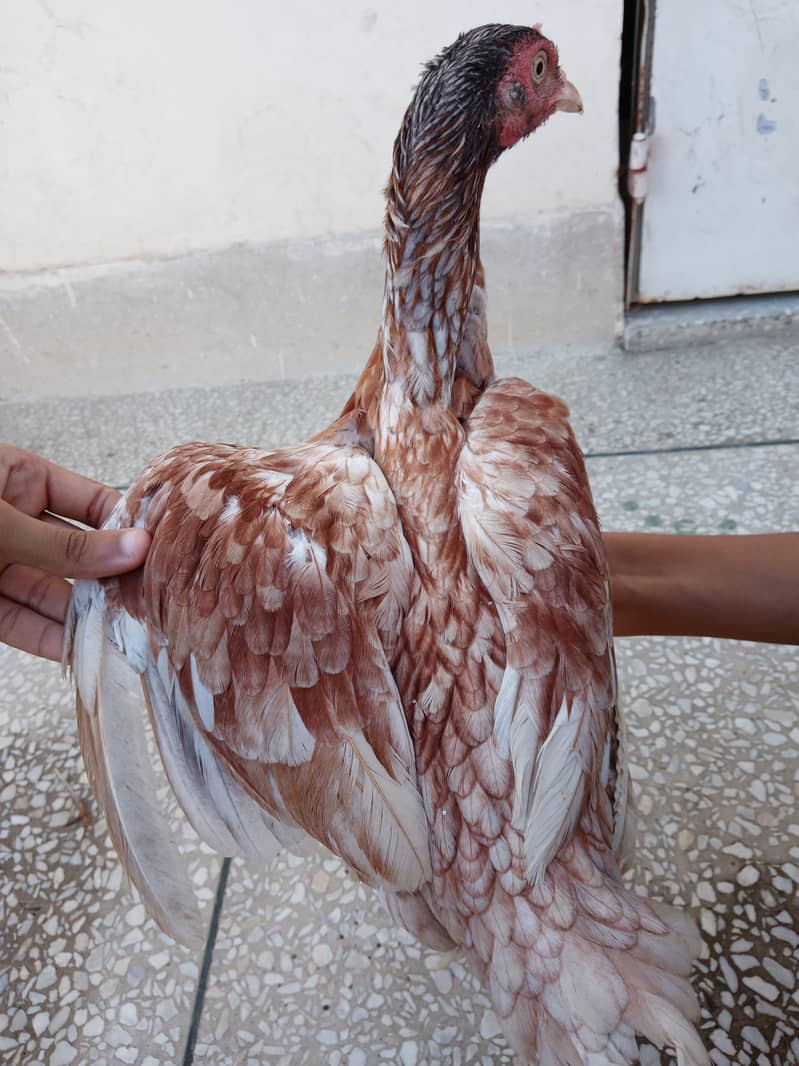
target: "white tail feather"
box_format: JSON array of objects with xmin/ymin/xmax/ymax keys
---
[{"xmin": 625, "ymin": 988, "xmax": 709, "ymax": 1066}]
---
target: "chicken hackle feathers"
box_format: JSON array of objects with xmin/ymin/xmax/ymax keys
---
[{"xmin": 65, "ymin": 24, "xmax": 708, "ymax": 1065}]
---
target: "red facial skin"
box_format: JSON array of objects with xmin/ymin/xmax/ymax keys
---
[{"xmin": 496, "ymin": 37, "xmax": 568, "ymax": 148}]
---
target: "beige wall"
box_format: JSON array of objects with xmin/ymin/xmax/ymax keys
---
[{"xmin": 1, "ymin": 1, "xmax": 623, "ymax": 272}]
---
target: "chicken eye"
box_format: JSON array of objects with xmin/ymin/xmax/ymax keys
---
[{"xmin": 531, "ymin": 51, "xmax": 547, "ymax": 84}]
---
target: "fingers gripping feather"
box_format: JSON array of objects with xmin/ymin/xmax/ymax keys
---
[{"xmin": 67, "ymin": 582, "xmax": 203, "ymax": 946}]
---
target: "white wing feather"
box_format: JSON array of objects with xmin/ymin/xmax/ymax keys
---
[
  {"xmin": 143, "ymin": 648, "xmax": 288, "ymax": 864},
  {"xmin": 523, "ymin": 695, "xmax": 589, "ymax": 884},
  {"xmin": 67, "ymin": 584, "xmax": 204, "ymax": 947},
  {"xmin": 339, "ymin": 730, "xmax": 432, "ymax": 891}
]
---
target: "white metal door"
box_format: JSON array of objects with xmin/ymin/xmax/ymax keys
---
[{"xmin": 637, "ymin": 0, "xmax": 799, "ymax": 303}]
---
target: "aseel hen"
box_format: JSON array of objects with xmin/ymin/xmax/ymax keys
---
[{"xmin": 66, "ymin": 24, "xmax": 709, "ymax": 1065}]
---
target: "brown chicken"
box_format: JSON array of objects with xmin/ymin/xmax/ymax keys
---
[{"xmin": 66, "ymin": 24, "xmax": 709, "ymax": 1065}]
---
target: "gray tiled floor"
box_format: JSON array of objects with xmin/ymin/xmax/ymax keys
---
[{"xmin": 1, "ymin": 331, "xmax": 797, "ymax": 1065}]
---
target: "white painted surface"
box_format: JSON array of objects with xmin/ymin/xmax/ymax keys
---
[
  {"xmin": 638, "ymin": 0, "xmax": 799, "ymax": 302},
  {"xmin": 0, "ymin": 1, "xmax": 622, "ymax": 272}
]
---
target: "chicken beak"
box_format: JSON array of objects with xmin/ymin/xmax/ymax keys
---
[{"xmin": 556, "ymin": 79, "xmax": 583, "ymax": 115}]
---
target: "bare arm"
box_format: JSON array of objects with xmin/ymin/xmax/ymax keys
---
[{"xmin": 604, "ymin": 532, "xmax": 799, "ymax": 645}]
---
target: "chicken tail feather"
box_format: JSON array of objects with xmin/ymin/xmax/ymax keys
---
[{"xmin": 489, "ymin": 841, "xmax": 709, "ymax": 1065}]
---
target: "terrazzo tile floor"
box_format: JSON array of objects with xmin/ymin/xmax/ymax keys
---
[{"xmin": 1, "ymin": 333, "xmax": 798, "ymax": 1064}]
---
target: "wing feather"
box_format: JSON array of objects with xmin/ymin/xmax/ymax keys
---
[
  {"xmin": 522, "ymin": 695, "xmax": 589, "ymax": 882},
  {"xmin": 66, "ymin": 585, "xmax": 203, "ymax": 946},
  {"xmin": 339, "ymin": 730, "xmax": 432, "ymax": 889},
  {"xmin": 144, "ymin": 648, "xmax": 288, "ymax": 863},
  {"xmin": 459, "ymin": 379, "xmax": 630, "ymax": 883},
  {"xmin": 66, "ymin": 439, "xmax": 431, "ymax": 939}
]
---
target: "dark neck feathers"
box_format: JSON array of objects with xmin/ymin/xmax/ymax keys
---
[{"xmin": 380, "ymin": 26, "xmax": 527, "ymax": 407}]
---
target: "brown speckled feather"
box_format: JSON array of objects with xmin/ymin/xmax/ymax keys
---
[{"xmin": 69, "ymin": 439, "xmax": 431, "ymax": 928}]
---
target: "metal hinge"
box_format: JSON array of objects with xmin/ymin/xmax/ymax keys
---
[{"xmin": 627, "ymin": 97, "xmax": 656, "ymax": 205}]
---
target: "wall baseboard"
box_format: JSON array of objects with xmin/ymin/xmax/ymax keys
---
[
  {"xmin": 624, "ymin": 293, "xmax": 799, "ymax": 352},
  {"xmin": 1, "ymin": 208, "xmax": 622, "ymax": 401}
]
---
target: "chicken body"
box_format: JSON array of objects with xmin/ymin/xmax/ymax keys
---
[
  {"xmin": 376, "ymin": 386, "xmax": 705, "ymax": 1063},
  {"xmin": 66, "ymin": 25, "xmax": 709, "ymax": 1065}
]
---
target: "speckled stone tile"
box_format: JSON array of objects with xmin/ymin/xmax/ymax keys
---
[
  {"xmin": 195, "ymin": 848, "xmax": 510, "ymax": 1066},
  {"xmin": 616, "ymin": 636, "xmax": 799, "ymax": 1066},
  {"xmin": 0, "ymin": 648, "xmax": 219, "ymax": 1065},
  {"xmin": 185, "ymin": 442, "xmax": 797, "ymax": 1064},
  {"xmin": 588, "ymin": 442, "xmax": 799, "ymax": 538},
  {"xmin": 588, "ymin": 444, "xmax": 799, "ymax": 1066}
]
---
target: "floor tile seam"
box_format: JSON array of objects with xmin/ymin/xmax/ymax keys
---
[
  {"xmin": 182, "ymin": 855, "xmax": 232, "ymax": 1066},
  {"xmin": 584, "ymin": 437, "xmax": 799, "ymax": 461}
]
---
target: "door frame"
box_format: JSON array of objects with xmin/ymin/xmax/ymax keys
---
[{"xmin": 619, "ymin": 0, "xmax": 657, "ymax": 309}]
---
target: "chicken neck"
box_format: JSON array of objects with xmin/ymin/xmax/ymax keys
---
[
  {"xmin": 378, "ymin": 100, "xmax": 492, "ymax": 414},
  {"xmin": 372, "ymin": 77, "xmax": 497, "ymax": 580}
]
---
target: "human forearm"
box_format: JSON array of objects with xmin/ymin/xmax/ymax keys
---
[{"xmin": 604, "ymin": 532, "xmax": 799, "ymax": 644}]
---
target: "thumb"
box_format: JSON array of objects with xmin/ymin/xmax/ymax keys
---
[{"xmin": 0, "ymin": 500, "xmax": 151, "ymax": 579}]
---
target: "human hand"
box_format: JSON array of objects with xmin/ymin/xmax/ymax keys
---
[{"xmin": 0, "ymin": 445, "xmax": 150, "ymax": 661}]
